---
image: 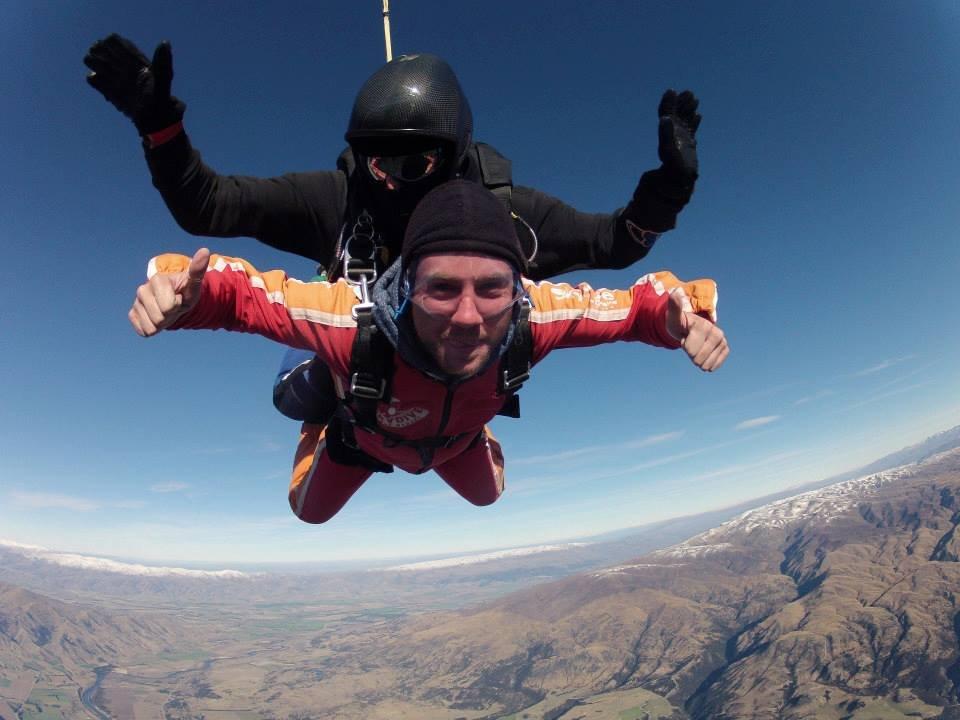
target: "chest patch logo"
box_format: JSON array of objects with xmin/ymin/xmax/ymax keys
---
[{"xmin": 378, "ymin": 400, "xmax": 430, "ymax": 429}]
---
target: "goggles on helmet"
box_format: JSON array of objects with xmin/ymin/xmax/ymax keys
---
[
  {"xmin": 408, "ymin": 274, "xmax": 524, "ymax": 321},
  {"xmin": 365, "ymin": 148, "xmax": 443, "ymax": 185}
]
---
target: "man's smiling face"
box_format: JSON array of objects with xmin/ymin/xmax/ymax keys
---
[{"xmin": 409, "ymin": 252, "xmax": 518, "ymax": 378}]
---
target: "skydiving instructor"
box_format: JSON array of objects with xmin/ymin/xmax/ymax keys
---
[{"xmin": 85, "ymin": 33, "xmax": 703, "ymax": 425}]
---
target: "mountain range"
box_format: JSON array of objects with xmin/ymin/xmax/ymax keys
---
[
  {"xmin": 233, "ymin": 445, "xmax": 960, "ymax": 719},
  {"xmin": 3, "ymin": 426, "xmax": 960, "ymax": 718}
]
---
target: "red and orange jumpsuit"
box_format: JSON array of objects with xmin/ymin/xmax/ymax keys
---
[{"xmin": 151, "ymin": 254, "xmax": 718, "ymax": 523}]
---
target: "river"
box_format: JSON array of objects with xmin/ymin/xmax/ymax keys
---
[{"xmin": 79, "ymin": 665, "xmax": 112, "ymax": 720}]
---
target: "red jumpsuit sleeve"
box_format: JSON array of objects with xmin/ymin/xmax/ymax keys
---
[
  {"xmin": 147, "ymin": 253, "xmax": 357, "ymax": 372},
  {"xmin": 524, "ymin": 271, "xmax": 719, "ymax": 363}
]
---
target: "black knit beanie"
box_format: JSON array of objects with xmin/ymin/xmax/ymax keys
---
[{"xmin": 401, "ymin": 179, "xmax": 527, "ymax": 273}]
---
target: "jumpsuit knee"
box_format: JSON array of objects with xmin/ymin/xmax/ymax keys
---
[
  {"xmin": 289, "ymin": 423, "xmax": 373, "ymax": 524},
  {"xmin": 433, "ymin": 427, "xmax": 505, "ymax": 507}
]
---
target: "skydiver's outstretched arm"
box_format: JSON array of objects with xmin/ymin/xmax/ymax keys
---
[
  {"xmin": 512, "ymin": 89, "xmax": 701, "ymax": 281},
  {"xmin": 524, "ymin": 271, "xmax": 727, "ymax": 372},
  {"xmin": 85, "ymin": 34, "xmax": 345, "ymax": 264},
  {"xmin": 129, "ymin": 250, "xmax": 357, "ymax": 376}
]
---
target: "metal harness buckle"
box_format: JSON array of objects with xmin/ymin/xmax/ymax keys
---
[
  {"xmin": 501, "ymin": 367, "xmax": 531, "ymax": 392},
  {"xmin": 349, "ymin": 372, "xmax": 386, "ymax": 400},
  {"xmin": 343, "ymin": 211, "xmax": 379, "ymax": 320}
]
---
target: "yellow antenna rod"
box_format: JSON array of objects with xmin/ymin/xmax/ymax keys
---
[{"xmin": 382, "ymin": 0, "xmax": 393, "ymax": 62}]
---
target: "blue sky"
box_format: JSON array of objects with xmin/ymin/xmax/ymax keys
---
[{"xmin": 2, "ymin": 1, "xmax": 959, "ymax": 566}]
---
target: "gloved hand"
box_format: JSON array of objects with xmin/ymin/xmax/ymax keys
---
[
  {"xmin": 657, "ymin": 89, "xmax": 701, "ymax": 184},
  {"xmin": 84, "ymin": 34, "xmax": 185, "ymax": 136}
]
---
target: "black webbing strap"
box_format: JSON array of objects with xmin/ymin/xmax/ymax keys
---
[
  {"xmin": 497, "ymin": 298, "xmax": 533, "ymax": 418},
  {"xmin": 347, "ymin": 305, "xmax": 389, "ymax": 428},
  {"xmin": 327, "ymin": 415, "xmax": 394, "ymax": 473},
  {"xmin": 474, "ymin": 142, "xmax": 513, "ymax": 210}
]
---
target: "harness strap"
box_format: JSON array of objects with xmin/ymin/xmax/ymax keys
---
[
  {"xmin": 337, "ymin": 403, "xmax": 478, "ymax": 472},
  {"xmin": 326, "ymin": 416, "xmax": 394, "ymax": 473},
  {"xmin": 474, "ymin": 142, "xmax": 513, "ymax": 209},
  {"xmin": 500, "ymin": 298, "xmax": 532, "ymax": 394},
  {"xmin": 347, "ymin": 303, "xmax": 389, "ymax": 428}
]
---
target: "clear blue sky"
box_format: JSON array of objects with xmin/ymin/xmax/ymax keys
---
[{"xmin": 2, "ymin": 1, "xmax": 959, "ymax": 566}]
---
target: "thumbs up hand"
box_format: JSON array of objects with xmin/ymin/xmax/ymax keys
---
[
  {"xmin": 130, "ymin": 248, "xmax": 210, "ymax": 337},
  {"xmin": 665, "ymin": 286, "xmax": 728, "ymax": 372}
]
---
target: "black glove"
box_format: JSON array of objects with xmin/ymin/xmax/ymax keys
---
[
  {"xmin": 657, "ymin": 89, "xmax": 701, "ymax": 185},
  {"xmin": 84, "ymin": 34, "xmax": 185, "ymax": 136}
]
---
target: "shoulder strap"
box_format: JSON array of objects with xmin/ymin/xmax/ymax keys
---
[
  {"xmin": 347, "ymin": 304, "xmax": 391, "ymax": 428},
  {"xmin": 497, "ymin": 298, "xmax": 533, "ymax": 418},
  {"xmin": 336, "ymin": 146, "xmax": 356, "ymax": 175},
  {"xmin": 474, "ymin": 143, "xmax": 540, "ymax": 266},
  {"xmin": 473, "ymin": 142, "xmax": 513, "ymax": 210}
]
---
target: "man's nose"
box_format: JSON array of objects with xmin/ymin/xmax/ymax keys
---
[{"xmin": 449, "ymin": 294, "xmax": 484, "ymax": 325}]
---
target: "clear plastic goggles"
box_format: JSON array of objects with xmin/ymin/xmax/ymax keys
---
[{"xmin": 409, "ymin": 276, "xmax": 524, "ymax": 321}]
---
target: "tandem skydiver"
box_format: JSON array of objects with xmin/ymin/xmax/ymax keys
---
[
  {"xmin": 85, "ymin": 34, "xmax": 702, "ymax": 426},
  {"xmin": 129, "ymin": 181, "xmax": 728, "ymax": 523}
]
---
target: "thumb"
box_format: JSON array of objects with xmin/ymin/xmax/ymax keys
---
[
  {"xmin": 666, "ymin": 287, "xmax": 692, "ymax": 341},
  {"xmin": 187, "ymin": 247, "xmax": 210, "ymax": 284},
  {"xmin": 151, "ymin": 41, "xmax": 174, "ymax": 99},
  {"xmin": 177, "ymin": 248, "xmax": 209, "ymax": 307}
]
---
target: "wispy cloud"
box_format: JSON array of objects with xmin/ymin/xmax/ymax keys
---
[
  {"xmin": 257, "ymin": 439, "xmax": 286, "ymax": 453},
  {"xmin": 853, "ymin": 355, "xmax": 915, "ymax": 377},
  {"xmin": 735, "ymin": 415, "xmax": 781, "ymax": 431},
  {"xmin": 526, "ymin": 434, "xmax": 765, "ymax": 488},
  {"xmin": 837, "ymin": 380, "xmax": 934, "ymax": 413},
  {"xmin": 113, "ymin": 500, "xmax": 148, "ymax": 510},
  {"xmin": 186, "ymin": 446, "xmax": 235, "ymax": 456},
  {"xmin": 10, "ymin": 492, "xmax": 100, "ymax": 512},
  {"xmin": 683, "ymin": 450, "xmax": 805, "ymax": 483},
  {"xmin": 512, "ymin": 430, "xmax": 684, "ymax": 467},
  {"xmin": 150, "ymin": 481, "xmax": 190, "ymax": 493},
  {"xmin": 9, "ymin": 492, "xmax": 147, "ymax": 512},
  {"xmin": 698, "ymin": 382, "xmax": 798, "ymax": 413},
  {"xmin": 507, "ymin": 473, "xmax": 572, "ymax": 497},
  {"xmin": 794, "ymin": 389, "xmax": 835, "ymax": 406},
  {"xmin": 626, "ymin": 431, "xmax": 685, "ymax": 449}
]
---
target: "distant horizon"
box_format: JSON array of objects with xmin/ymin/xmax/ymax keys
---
[{"xmin": 4, "ymin": 420, "xmax": 956, "ymax": 573}]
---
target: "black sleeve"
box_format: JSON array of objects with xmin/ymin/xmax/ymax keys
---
[
  {"xmin": 512, "ymin": 170, "xmax": 693, "ymax": 282},
  {"xmin": 144, "ymin": 131, "xmax": 347, "ymax": 265}
]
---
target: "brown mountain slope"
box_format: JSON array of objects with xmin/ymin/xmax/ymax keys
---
[
  {"xmin": 0, "ymin": 581, "xmax": 191, "ymax": 689},
  {"xmin": 688, "ymin": 454, "xmax": 960, "ymax": 719},
  {"xmin": 266, "ymin": 448, "xmax": 960, "ymax": 719}
]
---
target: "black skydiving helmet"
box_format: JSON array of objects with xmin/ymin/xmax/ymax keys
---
[{"xmin": 345, "ymin": 53, "xmax": 473, "ymax": 207}]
